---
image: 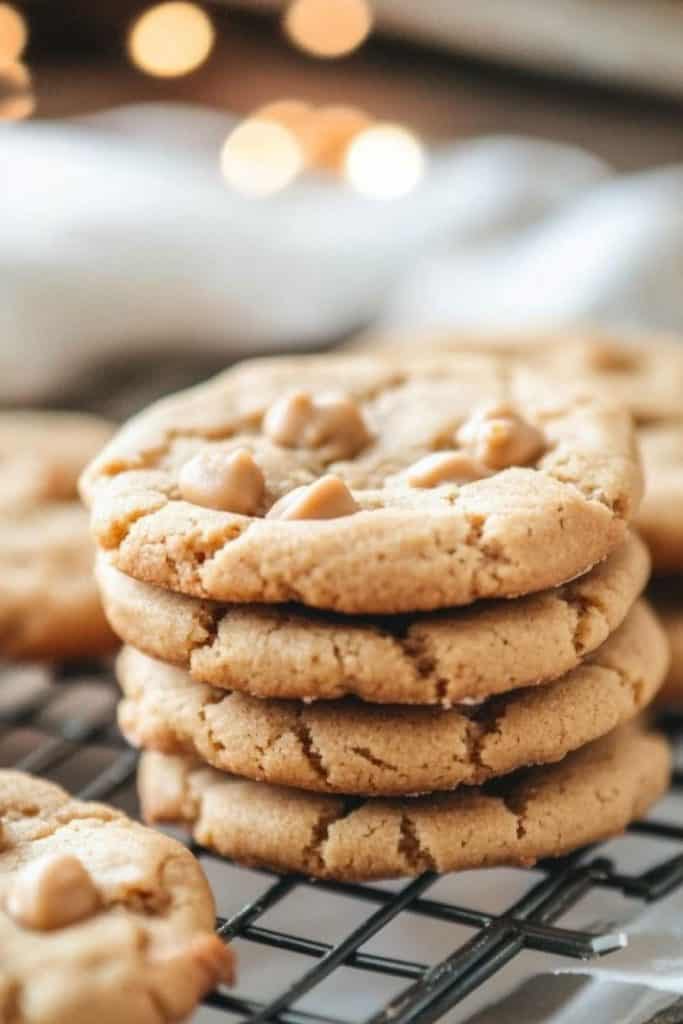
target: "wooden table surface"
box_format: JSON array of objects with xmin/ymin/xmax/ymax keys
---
[{"xmin": 26, "ymin": 9, "xmax": 683, "ymax": 173}]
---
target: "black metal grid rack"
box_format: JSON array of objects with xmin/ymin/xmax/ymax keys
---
[{"xmin": 2, "ymin": 658, "xmax": 683, "ymax": 1024}]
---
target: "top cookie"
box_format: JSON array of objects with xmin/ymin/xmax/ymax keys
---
[
  {"xmin": 81, "ymin": 353, "xmax": 642, "ymax": 613},
  {"xmin": 0, "ymin": 770, "xmax": 234, "ymax": 1024}
]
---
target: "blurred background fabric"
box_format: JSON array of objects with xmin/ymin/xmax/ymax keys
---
[
  {"xmin": 3, "ymin": 103, "xmax": 683, "ymax": 402},
  {"xmin": 3, "ymin": 0, "xmax": 683, "ymax": 404}
]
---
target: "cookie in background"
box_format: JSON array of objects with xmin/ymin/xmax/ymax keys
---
[{"xmin": 0, "ymin": 412, "xmax": 117, "ymax": 660}]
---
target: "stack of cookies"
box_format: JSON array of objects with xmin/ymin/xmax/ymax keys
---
[{"xmin": 81, "ymin": 351, "xmax": 671, "ymax": 881}]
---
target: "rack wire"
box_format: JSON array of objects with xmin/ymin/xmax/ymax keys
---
[{"xmin": 2, "ymin": 658, "xmax": 683, "ymax": 1024}]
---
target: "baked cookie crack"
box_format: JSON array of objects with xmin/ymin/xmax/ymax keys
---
[
  {"xmin": 349, "ymin": 747, "xmax": 399, "ymax": 774},
  {"xmin": 292, "ymin": 714, "xmax": 329, "ymax": 784},
  {"xmin": 306, "ymin": 800, "xmax": 363, "ymax": 873},
  {"xmin": 566, "ymin": 592, "xmax": 610, "ymax": 656},
  {"xmin": 498, "ymin": 790, "xmax": 529, "ymax": 840},
  {"xmin": 398, "ymin": 813, "xmax": 436, "ymax": 873},
  {"xmin": 117, "ymin": 600, "xmax": 667, "ymax": 797},
  {"xmin": 139, "ymin": 725, "xmax": 671, "ymax": 879}
]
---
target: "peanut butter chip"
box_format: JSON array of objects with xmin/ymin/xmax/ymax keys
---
[
  {"xmin": 267, "ymin": 475, "xmax": 359, "ymax": 520},
  {"xmin": 263, "ymin": 391, "xmax": 371, "ymax": 459},
  {"xmin": 7, "ymin": 853, "xmax": 100, "ymax": 931},
  {"xmin": 178, "ymin": 448, "xmax": 265, "ymax": 514},
  {"xmin": 457, "ymin": 402, "xmax": 546, "ymax": 470},
  {"xmin": 406, "ymin": 451, "xmax": 493, "ymax": 488}
]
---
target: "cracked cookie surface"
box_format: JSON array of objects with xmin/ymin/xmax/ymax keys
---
[
  {"xmin": 99, "ymin": 533, "xmax": 648, "ymax": 704},
  {"xmin": 80, "ymin": 353, "xmax": 642, "ymax": 614},
  {"xmin": 138, "ymin": 724, "xmax": 670, "ymax": 880},
  {"xmin": 117, "ymin": 599, "xmax": 667, "ymax": 796},
  {"xmin": 0, "ymin": 411, "xmax": 116, "ymax": 659},
  {"xmin": 0, "ymin": 770, "xmax": 234, "ymax": 1024}
]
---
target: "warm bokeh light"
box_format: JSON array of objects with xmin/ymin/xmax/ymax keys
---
[
  {"xmin": 220, "ymin": 118, "xmax": 304, "ymax": 197},
  {"xmin": 314, "ymin": 105, "xmax": 373, "ymax": 171},
  {"xmin": 255, "ymin": 100, "xmax": 373, "ymax": 174},
  {"xmin": 0, "ymin": 3, "xmax": 27, "ymax": 62},
  {"xmin": 255, "ymin": 99, "xmax": 320, "ymax": 165},
  {"xmin": 344, "ymin": 123, "xmax": 425, "ymax": 199},
  {"xmin": 284, "ymin": 0, "xmax": 372, "ymax": 58},
  {"xmin": 0, "ymin": 60, "xmax": 33, "ymax": 120},
  {"xmin": 128, "ymin": 2, "xmax": 215, "ymax": 78}
]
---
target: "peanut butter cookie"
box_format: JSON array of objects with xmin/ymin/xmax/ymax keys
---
[
  {"xmin": 138, "ymin": 724, "xmax": 670, "ymax": 881},
  {"xmin": 0, "ymin": 770, "xmax": 234, "ymax": 1023},
  {"xmin": 98, "ymin": 533, "xmax": 648, "ymax": 704},
  {"xmin": 117, "ymin": 600, "xmax": 667, "ymax": 797},
  {"xmin": 81, "ymin": 353, "xmax": 642, "ymax": 613},
  {"xmin": 0, "ymin": 411, "xmax": 116, "ymax": 659}
]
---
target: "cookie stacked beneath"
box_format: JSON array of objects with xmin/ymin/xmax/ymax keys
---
[{"xmin": 81, "ymin": 352, "xmax": 671, "ymax": 881}]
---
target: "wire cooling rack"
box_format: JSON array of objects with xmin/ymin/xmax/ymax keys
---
[{"xmin": 2, "ymin": 659, "xmax": 683, "ymax": 1024}]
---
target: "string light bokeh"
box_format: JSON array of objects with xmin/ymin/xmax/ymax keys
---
[
  {"xmin": 128, "ymin": 2, "xmax": 215, "ymax": 78},
  {"xmin": 312, "ymin": 104, "xmax": 373, "ymax": 171},
  {"xmin": 344, "ymin": 123, "xmax": 425, "ymax": 199},
  {"xmin": 0, "ymin": 58, "xmax": 32, "ymax": 120},
  {"xmin": 255, "ymin": 99, "xmax": 322, "ymax": 165},
  {"xmin": 220, "ymin": 117, "xmax": 305, "ymax": 197},
  {"xmin": 5, "ymin": 1, "xmax": 427, "ymax": 195},
  {"xmin": 0, "ymin": 2, "xmax": 26, "ymax": 61},
  {"xmin": 283, "ymin": 0, "xmax": 373, "ymax": 59},
  {"xmin": 254, "ymin": 100, "xmax": 372, "ymax": 172},
  {"xmin": 221, "ymin": 100, "xmax": 426, "ymax": 199},
  {"xmin": 0, "ymin": 2, "xmax": 31, "ymax": 121}
]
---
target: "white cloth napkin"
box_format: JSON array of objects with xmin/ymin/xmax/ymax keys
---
[{"xmin": 7, "ymin": 101, "xmax": 683, "ymax": 402}]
